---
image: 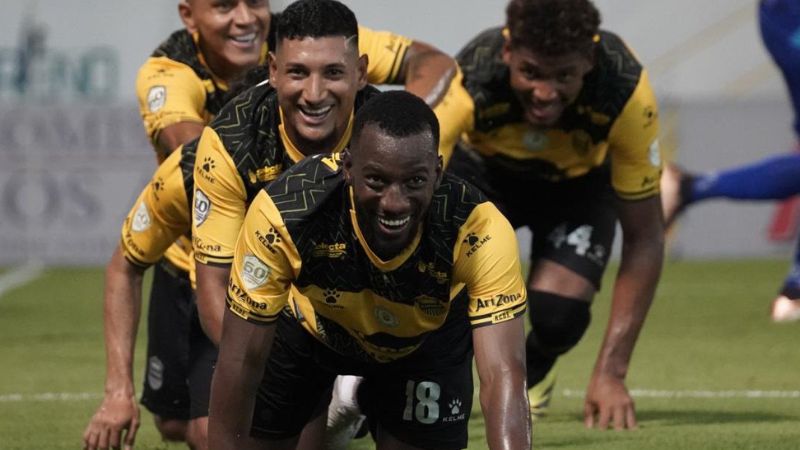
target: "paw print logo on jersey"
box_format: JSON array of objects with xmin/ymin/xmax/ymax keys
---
[
  {"xmin": 201, "ymin": 157, "xmax": 216, "ymax": 173},
  {"xmin": 323, "ymin": 288, "xmax": 341, "ymax": 304},
  {"xmin": 255, "ymin": 228, "xmax": 282, "ymax": 254},
  {"xmin": 449, "ymin": 398, "xmax": 462, "ymax": 415},
  {"xmin": 151, "ymin": 177, "xmax": 165, "ymax": 200},
  {"xmin": 463, "ymin": 232, "xmax": 492, "ymax": 258}
]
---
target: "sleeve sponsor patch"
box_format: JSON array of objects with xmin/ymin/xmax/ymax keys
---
[
  {"xmin": 194, "ymin": 189, "xmax": 211, "ymax": 227},
  {"xmin": 132, "ymin": 201, "xmax": 152, "ymax": 232},
  {"xmin": 648, "ymin": 139, "xmax": 661, "ymax": 167},
  {"xmin": 147, "ymin": 85, "xmax": 166, "ymax": 112},
  {"xmin": 242, "ymin": 254, "xmax": 270, "ymax": 289}
]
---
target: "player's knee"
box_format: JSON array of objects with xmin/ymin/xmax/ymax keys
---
[
  {"xmin": 185, "ymin": 417, "xmax": 208, "ymax": 450},
  {"xmin": 154, "ymin": 416, "xmax": 188, "ymax": 442},
  {"xmin": 527, "ymin": 290, "xmax": 591, "ymax": 357}
]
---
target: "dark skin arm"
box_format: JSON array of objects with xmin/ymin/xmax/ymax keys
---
[
  {"xmin": 154, "ymin": 121, "xmax": 205, "ymax": 161},
  {"xmin": 208, "ymin": 308, "xmax": 275, "ymax": 450},
  {"xmin": 83, "ymin": 246, "xmax": 145, "ymax": 450},
  {"xmin": 584, "ymin": 195, "xmax": 664, "ymax": 430},
  {"xmin": 396, "ymin": 41, "xmax": 457, "ymax": 108},
  {"xmin": 194, "ymin": 262, "xmax": 231, "ymax": 346},
  {"xmin": 474, "ymin": 316, "xmax": 531, "ymax": 450}
]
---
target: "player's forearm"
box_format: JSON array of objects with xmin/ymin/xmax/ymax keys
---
[
  {"xmin": 593, "ymin": 235, "xmax": 663, "ymax": 378},
  {"xmin": 479, "ymin": 371, "xmax": 531, "ymax": 450},
  {"xmin": 102, "ymin": 247, "xmax": 144, "ymax": 394},
  {"xmin": 195, "ymin": 262, "xmax": 231, "ymax": 346},
  {"xmin": 399, "ymin": 42, "xmax": 457, "ymax": 108}
]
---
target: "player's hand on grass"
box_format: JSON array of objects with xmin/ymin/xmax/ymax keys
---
[
  {"xmin": 83, "ymin": 392, "xmax": 140, "ymax": 450},
  {"xmin": 583, "ymin": 373, "xmax": 637, "ymax": 431}
]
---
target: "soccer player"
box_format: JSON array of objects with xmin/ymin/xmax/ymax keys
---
[
  {"xmin": 209, "ymin": 90, "xmax": 531, "ymax": 450},
  {"xmin": 660, "ymin": 0, "xmax": 800, "ymax": 322},
  {"xmin": 446, "ymin": 0, "xmax": 665, "ymax": 429}
]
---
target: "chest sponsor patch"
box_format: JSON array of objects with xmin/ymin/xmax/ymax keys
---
[
  {"xmin": 194, "ymin": 189, "xmax": 211, "ymax": 226},
  {"xmin": 132, "ymin": 201, "xmax": 151, "ymax": 232},
  {"xmin": 147, "ymin": 85, "xmax": 166, "ymax": 112}
]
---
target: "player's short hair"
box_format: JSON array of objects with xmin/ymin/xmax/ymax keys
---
[
  {"xmin": 505, "ymin": 0, "xmax": 601, "ymax": 57},
  {"xmin": 352, "ymin": 91, "xmax": 440, "ymax": 156},
  {"xmin": 275, "ymin": 0, "xmax": 358, "ymax": 50}
]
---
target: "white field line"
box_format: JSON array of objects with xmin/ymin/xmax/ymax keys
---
[
  {"xmin": 561, "ymin": 389, "xmax": 800, "ymax": 399},
  {"xmin": 0, "ymin": 263, "xmax": 44, "ymax": 298},
  {"xmin": 2, "ymin": 389, "xmax": 800, "ymax": 403}
]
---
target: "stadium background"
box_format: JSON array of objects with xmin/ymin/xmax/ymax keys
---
[{"xmin": 0, "ymin": 0, "xmax": 795, "ymax": 266}]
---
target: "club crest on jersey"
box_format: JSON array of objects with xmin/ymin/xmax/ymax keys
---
[
  {"xmin": 147, "ymin": 85, "xmax": 166, "ymax": 112},
  {"xmin": 374, "ymin": 306, "xmax": 399, "ymax": 328},
  {"xmin": 194, "ymin": 189, "xmax": 211, "ymax": 226},
  {"xmin": 242, "ymin": 254, "xmax": 270, "ymax": 290},
  {"xmin": 132, "ymin": 201, "xmax": 152, "ymax": 232},
  {"xmin": 523, "ymin": 130, "xmax": 548, "ymax": 151}
]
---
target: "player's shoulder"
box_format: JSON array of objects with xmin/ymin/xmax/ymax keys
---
[
  {"xmin": 582, "ymin": 30, "xmax": 645, "ymax": 116},
  {"xmin": 209, "ymin": 80, "xmax": 277, "ymax": 136},
  {"xmin": 264, "ymin": 153, "xmax": 345, "ymax": 222},
  {"xmin": 428, "ymin": 172, "xmax": 488, "ymax": 230},
  {"xmin": 456, "ymin": 27, "xmax": 507, "ymax": 85}
]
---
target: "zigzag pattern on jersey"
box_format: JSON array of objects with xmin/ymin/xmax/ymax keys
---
[
  {"xmin": 152, "ymin": 30, "xmax": 230, "ymax": 116},
  {"xmin": 212, "ymin": 84, "xmax": 382, "ymax": 203},
  {"xmin": 267, "ymin": 157, "xmax": 485, "ymax": 359},
  {"xmin": 179, "ymin": 138, "xmax": 199, "ymax": 213}
]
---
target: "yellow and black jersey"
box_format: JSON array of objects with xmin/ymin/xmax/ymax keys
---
[
  {"xmin": 136, "ymin": 29, "xmax": 271, "ymax": 157},
  {"xmin": 121, "ymin": 140, "xmax": 197, "ymax": 273},
  {"xmin": 455, "ymin": 27, "xmax": 662, "ymax": 200},
  {"xmin": 191, "ymin": 82, "xmax": 380, "ymax": 266},
  {"xmin": 227, "ymin": 154, "xmax": 527, "ymax": 363}
]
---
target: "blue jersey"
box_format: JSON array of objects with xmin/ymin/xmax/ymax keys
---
[{"xmin": 760, "ymin": 0, "xmax": 800, "ymax": 135}]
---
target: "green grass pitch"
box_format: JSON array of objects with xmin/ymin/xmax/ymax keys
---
[{"xmin": 1, "ymin": 259, "xmax": 799, "ymax": 449}]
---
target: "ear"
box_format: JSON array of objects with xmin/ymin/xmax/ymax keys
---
[
  {"xmin": 178, "ymin": 2, "xmax": 197, "ymax": 34},
  {"xmin": 268, "ymin": 51, "xmax": 278, "ymax": 85},
  {"xmin": 501, "ymin": 36, "xmax": 513, "ymax": 67},
  {"xmin": 341, "ymin": 149, "xmax": 353, "ymax": 185},
  {"xmin": 356, "ymin": 54, "xmax": 369, "ymax": 90},
  {"xmin": 434, "ymin": 154, "xmax": 444, "ymax": 188}
]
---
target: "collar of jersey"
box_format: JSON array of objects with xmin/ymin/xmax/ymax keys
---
[
  {"xmin": 348, "ymin": 186, "xmax": 422, "ymax": 271},
  {"xmin": 192, "ymin": 31, "xmax": 268, "ymax": 91},
  {"xmin": 278, "ymin": 107, "xmax": 354, "ymax": 163}
]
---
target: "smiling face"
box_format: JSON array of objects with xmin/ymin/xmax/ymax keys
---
[
  {"xmin": 344, "ymin": 124, "xmax": 442, "ymax": 260},
  {"xmin": 503, "ymin": 42, "xmax": 594, "ymax": 128},
  {"xmin": 179, "ymin": 0, "xmax": 270, "ymax": 82},
  {"xmin": 270, "ymin": 36, "xmax": 367, "ymax": 155}
]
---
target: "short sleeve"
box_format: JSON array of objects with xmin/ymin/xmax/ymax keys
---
[
  {"xmin": 192, "ymin": 126, "xmax": 248, "ymax": 265},
  {"xmin": 608, "ymin": 69, "xmax": 662, "ymax": 200},
  {"xmin": 453, "ymin": 202, "xmax": 528, "ymax": 327},
  {"xmin": 227, "ymin": 190, "xmax": 298, "ymax": 323},
  {"xmin": 136, "ymin": 57, "xmax": 208, "ymax": 146},
  {"xmin": 120, "ymin": 148, "xmax": 192, "ymax": 268},
  {"xmin": 358, "ymin": 26, "xmax": 413, "ymax": 85}
]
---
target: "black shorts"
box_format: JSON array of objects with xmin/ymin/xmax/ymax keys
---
[
  {"xmin": 140, "ymin": 259, "xmax": 217, "ymax": 420},
  {"xmin": 448, "ymin": 145, "xmax": 617, "ymax": 288},
  {"xmin": 252, "ymin": 307, "xmax": 474, "ymax": 450}
]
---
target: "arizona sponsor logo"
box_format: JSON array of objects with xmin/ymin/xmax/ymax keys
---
[
  {"xmin": 475, "ymin": 292, "xmax": 523, "ymax": 312},
  {"xmin": 255, "ymin": 228, "xmax": 281, "ymax": 254},
  {"xmin": 242, "ymin": 254, "xmax": 270, "ymax": 290},
  {"xmin": 132, "ymin": 201, "xmax": 151, "ymax": 232},
  {"xmin": 648, "ymin": 139, "xmax": 661, "ymax": 167},
  {"xmin": 415, "ymin": 295, "xmax": 446, "ymax": 317},
  {"xmin": 147, "ymin": 85, "xmax": 166, "ymax": 112},
  {"xmin": 313, "ymin": 242, "xmax": 347, "ymax": 259},
  {"xmin": 194, "ymin": 189, "xmax": 211, "ymax": 226},
  {"xmin": 124, "ymin": 233, "xmax": 146, "ymax": 257},
  {"xmin": 374, "ymin": 306, "xmax": 399, "ymax": 328},
  {"xmin": 442, "ymin": 398, "xmax": 467, "ymax": 423},
  {"xmin": 416, "ymin": 261, "xmax": 448, "ymax": 284},
  {"xmin": 192, "ymin": 236, "xmax": 221, "ymax": 253},
  {"xmin": 229, "ymin": 281, "xmax": 269, "ymax": 311},
  {"xmin": 463, "ymin": 232, "xmax": 492, "ymax": 257}
]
